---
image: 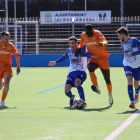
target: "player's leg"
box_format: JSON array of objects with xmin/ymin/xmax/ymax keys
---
[
  {"xmin": 0, "ymin": 71, "xmax": 4, "ymax": 106},
  {"xmin": 65, "ymin": 84, "xmax": 75, "ymax": 106},
  {"xmin": 124, "ymin": 66, "xmax": 135, "ymax": 109},
  {"xmin": 134, "ymin": 79, "xmax": 139, "ymax": 104},
  {"xmin": 75, "ymin": 79, "xmax": 85, "ymax": 102},
  {"xmin": 75, "ymin": 71, "xmax": 87, "ymax": 107},
  {"xmin": 65, "ymin": 84, "xmax": 73, "ymax": 97},
  {"xmin": 100, "ymin": 68, "xmax": 113, "ymax": 105},
  {"xmin": 65, "ymin": 73, "xmax": 75, "ymax": 106},
  {"xmin": 1, "ymin": 75, "xmax": 11, "ymax": 106},
  {"xmin": 133, "ymin": 67, "xmax": 140, "ymax": 104},
  {"xmin": 0, "ymin": 79, "xmax": 5, "ymax": 90},
  {"xmin": 0, "ymin": 79, "xmax": 3, "ymax": 90},
  {"xmin": 1, "ymin": 78, "xmax": 5, "ymax": 89},
  {"xmin": 127, "ymin": 75, "xmax": 135, "ymax": 109},
  {"xmin": 0, "ymin": 70, "xmax": 5, "ymax": 90},
  {"xmin": 87, "ymin": 62, "xmax": 101, "ymax": 94}
]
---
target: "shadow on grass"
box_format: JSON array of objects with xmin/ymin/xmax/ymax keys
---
[
  {"xmin": 0, "ymin": 106, "xmax": 17, "ymax": 110},
  {"xmin": 83, "ymin": 105, "xmax": 112, "ymax": 112},
  {"xmin": 64, "ymin": 107, "xmax": 77, "ymax": 110},
  {"xmin": 118, "ymin": 109, "xmax": 138, "ymax": 114},
  {"xmin": 64, "ymin": 105, "xmax": 112, "ymax": 111}
]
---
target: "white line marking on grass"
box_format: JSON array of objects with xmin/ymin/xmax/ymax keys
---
[
  {"xmin": 0, "ymin": 120, "xmax": 123, "ymax": 123},
  {"xmin": 6, "ymin": 102, "xmax": 130, "ymax": 105},
  {"xmin": 104, "ymin": 108, "xmax": 140, "ymax": 140}
]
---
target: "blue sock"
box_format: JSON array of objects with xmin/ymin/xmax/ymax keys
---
[
  {"xmin": 65, "ymin": 91, "xmax": 73, "ymax": 99},
  {"xmin": 128, "ymin": 85, "xmax": 134, "ymax": 102},
  {"xmin": 135, "ymin": 86, "xmax": 140, "ymax": 95},
  {"xmin": 77, "ymin": 86, "xmax": 85, "ymax": 101}
]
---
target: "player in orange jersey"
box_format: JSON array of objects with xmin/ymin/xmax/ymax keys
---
[
  {"xmin": 75, "ymin": 24, "xmax": 113, "ymax": 105},
  {"xmin": 0, "ymin": 31, "xmax": 20, "ymax": 107}
]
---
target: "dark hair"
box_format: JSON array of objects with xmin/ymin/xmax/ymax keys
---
[
  {"xmin": 1, "ymin": 31, "xmax": 10, "ymax": 37},
  {"xmin": 68, "ymin": 36, "xmax": 77, "ymax": 42},
  {"xmin": 85, "ymin": 24, "xmax": 93, "ymax": 30},
  {"xmin": 116, "ymin": 26, "xmax": 128, "ymax": 36}
]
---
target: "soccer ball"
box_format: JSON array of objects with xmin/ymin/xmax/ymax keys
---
[{"xmin": 73, "ymin": 98, "xmax": 84, "ymax": 109}]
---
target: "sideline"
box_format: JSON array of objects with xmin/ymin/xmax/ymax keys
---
[
  {"xmin": 104, "ymin": 108, "xmax": 140, "ymax": 140},
  {"xmin": 6, "ymin": 103, "xmax": 129, "ymax": 105},
  {"xmin": 0, "ymin": 120, "xmax": 123, "ymax": 123}
]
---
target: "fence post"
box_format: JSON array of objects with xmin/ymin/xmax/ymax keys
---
[
  {"xmin": 72, "ymin": 17, "xmax": 74, "ymax": 36},
  {"xmin": 36, "ymin": 22, "xmax": 39, "ymax": 54},
  {"xmin": 15, "ymin": 21, "xmax": 17, "ymax": 50},
  {"xmin": 120, "ymin": 0, "xmax": 124, "ymax": 26},
  {"xmin": 5, "ymin": 0, "xmax": 8, "ymax": 31}
]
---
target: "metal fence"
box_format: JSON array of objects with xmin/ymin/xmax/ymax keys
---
[{"xmin": 0, "ymin": 16, "xmax": 140, "ymax": 54}]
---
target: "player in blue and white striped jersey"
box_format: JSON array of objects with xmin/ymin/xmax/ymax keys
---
[
  {"xmin": 116, "ymin": 26, "xmax": 140, "ymax": 109},
  {"xmin": 49, "ymin": 36, "xmax": 96, "ymax": 108}
]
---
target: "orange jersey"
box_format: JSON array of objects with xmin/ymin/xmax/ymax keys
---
[
  {"xmin": 80, "ymin": 30, "xmax": 110, "ymax": 59},
  {"xmin": 0, "ymin": 40, "xmax": 19, "ymax": 67}
]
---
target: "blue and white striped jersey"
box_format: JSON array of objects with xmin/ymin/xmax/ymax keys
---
[
  {"xmin": 65, "ymin": 48, "xmax": 87, "ymax": 73},
  {"xmin": 121, "ymin": 37, "xmax": 140, "ymax": 68}
]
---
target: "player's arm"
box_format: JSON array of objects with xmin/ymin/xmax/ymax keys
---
[
  {"xmin": 97, "ymin": 31, "xmax": 108, "ymax": 47},
  {"xmin": 16, "ymin": 56, "xmax": 20, "ymax": 75},
  {"xmin": 125, "ymin": 50, "xmax": 140, "ymax": 57},
  {"xmin": 125, "ymin": 38, "xmax": 140, "ymax": 57},
  {"xmin": 81, "ymin": 48, "xmax": 97, "ymax": 58},
  {"xmin": 11, "ymin": 44, "xmax": 20, "ymax": 75},
  {"xmin": 75, "ymin": 34, "xmax": 85, "ymax": 57},
  {"xmin": 79, "ymin": 37, "xmax": 85, "ymax": 49},
  {"xmin": 97, "ymin": 40, "xmax": 108, "ymax": 47},
  {"xmin": 81, "ymin": 57, "xmax": 87, "ymax": 71},
  {"xmin": 49, "ymin": 55, "xmax": 68, "ymax": 66},
  {"xmin": 80, "ymin": 48, "xmax": 87, "ymax": 71},
  {"xmin": 85, "ymin": 52, "xmax": 97, "ymax": 58}
]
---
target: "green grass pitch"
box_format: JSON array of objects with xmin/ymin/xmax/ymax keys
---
[{"xmin": 0, "ymin": 67, "xmax": 140, "ymax": 140}]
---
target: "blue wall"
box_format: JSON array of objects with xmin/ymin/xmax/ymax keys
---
[{"xmin": 12, "ymin": 53, "xmax": 124, "ymax": 67}]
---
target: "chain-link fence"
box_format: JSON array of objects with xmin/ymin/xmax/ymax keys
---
[{"xmin": 0, "ymin": 16, "xmax": 140, "ymax": 54}]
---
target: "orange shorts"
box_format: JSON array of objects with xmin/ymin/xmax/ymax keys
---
[
  {"xmin": 0, "ymin": 66, "xmax": 13, "ymax": 79},
  {"xmin": 89, "ymin": 57, "xmax": 110, "ymax": 70}
]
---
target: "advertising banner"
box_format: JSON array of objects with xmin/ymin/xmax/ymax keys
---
[{"xmin": 40, "ymin": 11, "xmax": 111, "ymax": 24}]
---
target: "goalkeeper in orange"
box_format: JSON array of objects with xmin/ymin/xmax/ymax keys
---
[
  {"xmin": 0, "ymin": 31, "xmax": 20, "ymax": 107},
  {"xmin": 75, "ymin": 24, "xmax": 113, "ymax": 105}
]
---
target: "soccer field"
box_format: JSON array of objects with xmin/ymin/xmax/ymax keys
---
[{"xmin": 0, "ymin": 67, "xmax": 140, "ymax": 140}]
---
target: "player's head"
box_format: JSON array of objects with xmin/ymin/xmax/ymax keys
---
[
  {"xmin": 68, "ymin": 36, "xmax": 78, "ymax": 50},
  {"xmin": 85, "ymin": 24, "xmax": 93, "ymax": 38},
  {"xmin": 116, "ymin": 26, "xmax": 128, "ymax": 42},
  {"xmin": 1, "ymin": 31, "xmax": 10, "ymax": 45}
]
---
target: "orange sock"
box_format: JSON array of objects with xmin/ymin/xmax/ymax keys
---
[
  {"xmin": 107, "ymin": 82, "xmax": 112, "ymax": 94},
  {"xmin": 1, "ymin": 92, "xmax": 7, "ymax": 101},
  {"xmin": 89, "ymin": 72, "xmax": 98, "ymax": 87}
]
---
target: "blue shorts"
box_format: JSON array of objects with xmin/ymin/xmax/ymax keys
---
[
  {"xmin": 65, "ymin": 71, "xmax": 87, "ymax": 87},
  {"xmin": 124, "ymin": 66, "xmax": 140, "ymax": 81}
]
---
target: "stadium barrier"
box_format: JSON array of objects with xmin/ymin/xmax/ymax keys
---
[
  {"xmin": 0, "ymin": 16, "xmax": 140, "ymax": 54},
  {"xmin": 0, "ymin": 16, "xmax": 139, "ymax": 67},
  {"xmin": 12, "ymin": 53, "xmax": 124, "ymax": 67}
]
